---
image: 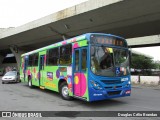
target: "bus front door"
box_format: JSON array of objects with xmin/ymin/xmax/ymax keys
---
[{"xmin": 73, "ymin": 47, "xmax": 87, "ymax": 98}]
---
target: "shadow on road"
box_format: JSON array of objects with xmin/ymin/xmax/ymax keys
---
[
  {"xmin": 75, "ymin": 99, "xmax": 127, "ymax": 109},
  {"xmin": 21, "ymin": 83, "xmax": 128, "ymax": 109},
  {"xmin": 22, "ymin": 83, "xmax": 61, "ymax": 97}
]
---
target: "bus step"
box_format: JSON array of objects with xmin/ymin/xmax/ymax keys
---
[{"xmin": 40, "ymin": 86, "xmax": 45, "ymax": 89}]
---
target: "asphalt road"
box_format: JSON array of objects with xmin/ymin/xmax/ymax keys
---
[{"xmin": 0, "ymin": 77, "xmax": 160, "ymax": 120}]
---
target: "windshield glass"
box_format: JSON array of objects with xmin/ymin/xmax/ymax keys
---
[
  {"xmin": 91, "ymin": 46, "xmax": 130, "ymax": 77},
  {"xmin": 5, "ymin": 71, "xmax": 16, "ymax": 76}
]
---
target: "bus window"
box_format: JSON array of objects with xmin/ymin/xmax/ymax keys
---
[
  {"xmin": 60, "ymin": 44, "xmax": 72, "ymax": 65},
  {"xmin": 82, "ymin": 49, "xmax": 87, "ymax": 71},
  {"xmin": 28, "ymin": 55, "xmax": 33, "ymax": 67},
  {"xmin": 47, "ymin": 48, "xmax": 59, "ymax": 66},
  {"xmin": 75, "ymin": 50, "xmax": 79, "ymax": 71},
  {"xmin": 32, "ymin": 53, "xmax": 39, "ymax": 66},
  {"xmin": 100, "ymin": 47, "xmax": 113, "ymax": 69}
]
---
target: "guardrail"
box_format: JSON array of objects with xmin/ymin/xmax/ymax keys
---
[{"xmin": 131, "ymin": 75, "xmax": 160, "ymax": 86}]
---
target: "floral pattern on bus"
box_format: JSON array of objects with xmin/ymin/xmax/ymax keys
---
[
  {"xmin": 56, "ymin": 69, "xmax": 60, "ymax": 78},
  {"xmin": 74, "ymin": 73, "xmax": 87, "ymax": 97},
  {"xmin": 73, "ymin": 42, "xmax": 79, "ymax": 49},
  {"xmin": 67, "ymin": 75, "xmax": 72, "ymax": 92}
]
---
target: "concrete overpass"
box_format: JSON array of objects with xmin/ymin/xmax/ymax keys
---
[
  {"xmin": 127, "ymin": 35, "xmax": 160, "ymax": 48},
  {"xmin": 0, "ymin": 0, "xmax": 160, "ymax": 68}
]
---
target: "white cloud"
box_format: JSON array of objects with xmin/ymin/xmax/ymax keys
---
[{"xmin": 0, "ymin": 0, "xmax": 88, "ymax": 27}]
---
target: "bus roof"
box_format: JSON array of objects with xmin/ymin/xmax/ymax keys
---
[{"xmin": 21, "ymin": 33, "xmax": 125, "ymax": 57}]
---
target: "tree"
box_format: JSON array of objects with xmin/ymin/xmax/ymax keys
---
[
  {"xmin": 154, "ymin": 61, "xmax": 160, "ymax": 69},
  {"xmin": 131, "ymin": 54, "xmax": 157, "ymax": 75}
]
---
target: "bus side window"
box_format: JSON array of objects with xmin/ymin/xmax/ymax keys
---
[
  {"xmin": 75, "ymin": 50, "xmax": 79, "ymax": 71},
  {"xmin": 81, "ymin": 49, "xmax": 87, "ymax": 71},
  {"xmin": 32, "ymin": 53, "xmax": 39, "ymax": 66},
  {"xmin": 47, "ymin": 48, "xmax": 59, "ymax": 66},
  {"xmin": 60, "ymin": 44, "xmax": 72, "ymax": 65},
  {"xmin": 24, "ymin": 57, "xmax": 28, "ymax": 70},
  {"xmin": 28, "ymin": 55, "xmax": 33, "ymax": 67}
]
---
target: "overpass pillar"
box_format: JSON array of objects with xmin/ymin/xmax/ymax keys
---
[
  {"xmin": 0, "ymin": 55, "xmax": 5, "ymax": 68},
  {"xmin": 10, "ymin": 46, "xmax": 25, "ymax": 70},
  {"xmin": 0, "ymin": 55, "xmax": 5, "ymax": 75}
]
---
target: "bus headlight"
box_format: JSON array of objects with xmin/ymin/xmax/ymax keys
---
[
  {"xmin": 128, "ymin": 81, "xmax": 131, "ymax": 84},
  {"xmin": 90, "ymin": 80, "xmax": 103, "ymax": 90}
]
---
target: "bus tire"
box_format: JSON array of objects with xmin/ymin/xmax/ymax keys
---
[
  {"xmin": 60, "ymin": 82, "xmax": 72, "ymax": 100},
  {"xmin": 28, "ymin": 76, "xmax": 33, "ymax": 88}
]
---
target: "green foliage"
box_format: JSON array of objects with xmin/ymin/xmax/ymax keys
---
[
  {"xmin": 131, "ymin": 55, "xmax": 156, "ymax": 69},
  {"xmin": 131, "ymin": 54, "xmax": 157, "ymax": 75},
  {"xmin": 154, "ymin": 61, "xmax": 160, "ymax": 69}
]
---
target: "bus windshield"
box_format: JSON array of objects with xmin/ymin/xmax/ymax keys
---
[{"xmin": 91, "ymin": 46, "xmax": 130, "ymax": 77}]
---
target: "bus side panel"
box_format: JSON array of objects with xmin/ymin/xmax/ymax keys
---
[
  {"xmin": 20, "ymin": 56, "xmax": 29, "ymax": 83},
  {"xmin": 43, "ymin": 66, "xmax": 59, "ymax": 92},
  {"xmin": 30, "ymin": 66, "xmax": 39, "ymax": 87},
  {"xmin": 26, "ymin": 67, "xmax": 32, "ymax": 83},
  {"xmin": 25, "ymin": 66, "xmax": 41, "ymax": 87}
]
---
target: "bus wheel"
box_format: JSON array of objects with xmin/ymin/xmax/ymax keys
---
[
  {"xmin": 60, "ymin": 82, "xmax": 72, "ymax": 100},
  {"xmin": 28, "ymin": 77, "xmax": 33, "ymax": 88}
]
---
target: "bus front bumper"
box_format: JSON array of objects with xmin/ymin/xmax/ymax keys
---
[{"xmin": 89, "ymin": 87, "xmax": 131, "ymax": 102}]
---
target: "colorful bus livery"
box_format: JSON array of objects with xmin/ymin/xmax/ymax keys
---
[{"xmin": 20, "ymin": 33, "xmax": 131, "ymax": 102}]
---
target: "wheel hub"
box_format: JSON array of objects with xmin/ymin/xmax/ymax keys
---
[
  {"xmin": 62, "ymin": 86, "xmax": 69, "ymax": 97},
  {"xmin": 29, "ymin": 80, "xmax": 31, "ymax": 86}
]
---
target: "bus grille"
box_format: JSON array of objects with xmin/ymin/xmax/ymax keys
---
[
  {"xmin": 105, "ymin": 86, "xmax": 122, "ymax": 89},
  {"xmin": 107, "ymin": 91, "xmax": 121, "ymax": 96},
  {"xmin": 101, "ymin": 80, "xmax": 122, "ymax": 85}
]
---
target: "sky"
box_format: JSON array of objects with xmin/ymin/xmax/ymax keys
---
[
  {"xmin": 133, "ymin": 46, "xmax": 160, "ymax": 61},
  {"xmin": 0, "ymin": 0, "xmax": 88, "ymax": 27},
  {"xmin": 0, "ymin": 0, "xmax": 160, "ymax": 61}
]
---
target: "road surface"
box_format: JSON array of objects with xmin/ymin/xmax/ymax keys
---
[{"xmin": 0, "ymin": 77, "xmax": 160, "ymax": 120}]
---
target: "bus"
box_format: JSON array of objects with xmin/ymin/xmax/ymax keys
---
[{"xmin": 20, "ymin": 33, "xmax": 131, "ymax": 102}]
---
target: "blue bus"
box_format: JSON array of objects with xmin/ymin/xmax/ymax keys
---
[{"xmin": 20, "ymin": 33, "xmax": 131, "ymax": 102}]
